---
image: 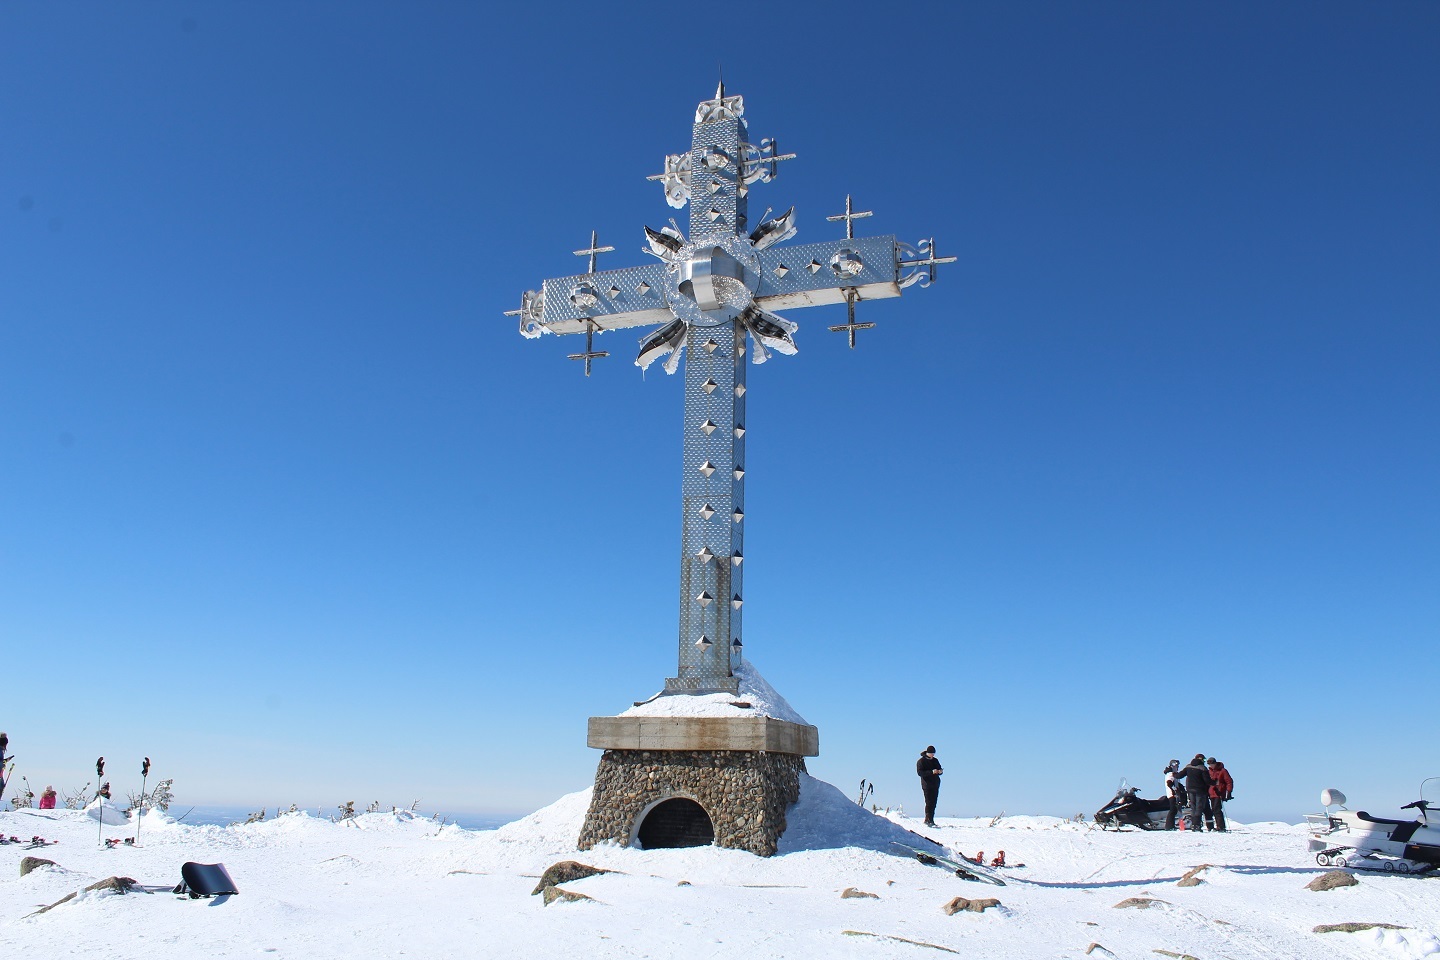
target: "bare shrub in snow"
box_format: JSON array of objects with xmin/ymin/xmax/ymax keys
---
[
  {"xmin": 125, "ymin": 778, "xmax": 174, "ymax": 814},
  {"xmin": 9, "ymin": 776, "xmax": 35, "ymax": 809},
  {"xmin": 59, "ymin": 782, "xmax": 91, "ymax": 810}
]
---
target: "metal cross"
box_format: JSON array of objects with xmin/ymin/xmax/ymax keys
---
[
  {"xmin": 573, "ymin": 229, "xmax": 614, "ymax": 275},
  {"xmin": 899, "ymin": 238, "xmax": 959, "ymax": 288},
  {"xmin": 508, "ymin": 87, "xmax": 956, "ymax": 696},
  {"xmin": 826, "ymin": 195, "xmax": 878, "ymax": 348},
  {"xmin": 827, "ymin": 289, "xmax": 876, "ymax": 349},
  {"xmin": 566, "ymin": 319, "xmax": 609, "ymax": 376},
  {"xmin": 826, "ymin": 194, "xmax": 873, "ymax": 240}
]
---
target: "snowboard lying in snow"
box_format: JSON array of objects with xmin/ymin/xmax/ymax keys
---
[
  {"xmin": 890, "ymin": 841, "xmax": 1007, "ymax": 886},
  {"xmin": 175, "ymin": 862, "xmax": 239, "ymax": 898}
]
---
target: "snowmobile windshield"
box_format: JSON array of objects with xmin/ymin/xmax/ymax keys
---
[{"xmin": 1116, "ymin": 778, "xmax": 1136, "ymax": 796}]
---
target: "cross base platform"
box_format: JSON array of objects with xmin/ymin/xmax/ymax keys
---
[{"xmin": 578, "ymin": 716, "xmax": 819, "ymax": 857}]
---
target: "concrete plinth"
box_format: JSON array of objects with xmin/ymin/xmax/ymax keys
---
[
  {"xmin": 578, "ymin": 715, "xmax": 819, "ymax": 857},
  {"xmin": 587, "ymin": 715, "xmax": 819, "ymax": 756},
  {"xmin": 577, "ymin": 747, "xmax": 806, "ymax": 857}
]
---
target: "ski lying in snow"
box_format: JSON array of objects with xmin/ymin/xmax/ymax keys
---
[
  {"xmin": 24, "ymin": 837, "xmax": 57, "ymax": 849},
  {"xmin": 891, "ymin": 841, "xmax": 1006, "ymax": 886}
]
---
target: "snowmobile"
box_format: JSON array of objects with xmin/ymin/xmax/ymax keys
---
[
  {"xmin": 1095, "ymin": 778, "xmax": 1171, "ymax": 830},
  {"xmin": 1307, "ymin": 780, "xmax": 1440, "ymax": 875}
]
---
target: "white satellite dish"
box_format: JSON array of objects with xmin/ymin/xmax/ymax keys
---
[{"xmin": 1320, "ymin": 788, "xmax": 1347, "ymax": 808}]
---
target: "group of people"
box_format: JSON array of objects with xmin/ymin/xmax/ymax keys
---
[
  {"xmin": 916, "ymin": 744, "xmax": 1235, "ymax": 834},
  {"xmin": 1164, "ymin": 754, "xmax": 1234, "ymax": 831}
]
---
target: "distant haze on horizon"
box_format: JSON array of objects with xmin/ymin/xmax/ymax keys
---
[{"xmin": 3, "ymin": 2, "xmax": 1436, "ymax": 826}]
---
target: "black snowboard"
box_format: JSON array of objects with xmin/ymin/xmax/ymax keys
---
[{"xmin": 175, "ymin": 861, "xmax": 239, "ymax": 898}]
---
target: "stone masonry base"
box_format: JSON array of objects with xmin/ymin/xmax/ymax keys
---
[{"xmin": 577, "ymin": 749, "xmax": 806, "ymax": 857}]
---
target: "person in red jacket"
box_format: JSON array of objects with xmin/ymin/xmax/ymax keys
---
[
  {"xmin": 39, "ymin": 785, "xmax": 57, "ymax": 810},
  {"xmin": 1206, "ymin": 758, "xmax": 1234, "ymax": 832}
]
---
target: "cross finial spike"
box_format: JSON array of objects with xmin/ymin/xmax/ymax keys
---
[{"xmin": 716, "ymin": 64, "xmax": 725, "ymax": 101}]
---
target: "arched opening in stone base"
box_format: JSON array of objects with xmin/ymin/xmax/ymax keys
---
[{"xmin": 634, "ymin": 797, "xmax": 715, "ymax": 849}]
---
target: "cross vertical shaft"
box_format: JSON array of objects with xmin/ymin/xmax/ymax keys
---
[{"xmin": 667, "ymin": 89, "xmax": 749, "ymax": 694}]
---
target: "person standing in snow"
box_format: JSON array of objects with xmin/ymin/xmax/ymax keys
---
[
  {"xmin": 1172, "ymin": 754, "xmax": 1213, "ymax": 831},
  {"xmin": 1206, "ymin": 758, "xmax": 1233, "ymax": 832},
  {"xmin": 0, "ymin": 732, "xmax": 10, "ymax": 803},
  {"xmin": 1163, "ymin": 759, "xmax": 1184, "ymax": 830},
  {"xmin": 39, "ymin": 785, "xmax": 57, "ymax": 810},
  {"xmin": 916, "ymin": 746, "xmax": 943, "ymax": 828}
]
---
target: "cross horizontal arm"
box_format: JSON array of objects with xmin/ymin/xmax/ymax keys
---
[
  {"xmin": 530, "ymin": 262, "xmax": 672, "ymax": 336},
  {"xmin": 753, "ymin": 236, "xmax": 902, "ymax": 311}
]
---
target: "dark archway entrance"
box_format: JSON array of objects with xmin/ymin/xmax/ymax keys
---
[{"xmin": 636, "ymin": 798, "xmax": 715, "ymax": 849}]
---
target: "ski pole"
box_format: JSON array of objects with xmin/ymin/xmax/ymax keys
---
[
  {"xmin": 134, "ymin": 757, "xmax": 150, "ymax": 846},
  {"xmin": 95, "ymin": 757, "xmax": 106, "ymax": 847}
]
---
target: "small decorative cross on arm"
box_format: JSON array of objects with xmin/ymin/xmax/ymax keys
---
[
  {"xmin": 564, "ymin": 231, "xmax": 615, "ymax": 375},
  {"xmin": 825, "ymin": 194, "xmax": 873, "ymax": 240},
  {"xmin": 826, "ymin": 195, "xmax": 877, "ymax": 349},
  {"xmin": 898, "ymin": 238, "xmax": 958, "ymax": 289},
  {"xmin": 573, "ymin": 229, "xmax": 615, "ymax": 275},
  {"xmin": 566, "ymin": 319, "xmax": 609, "ymax": 376}
]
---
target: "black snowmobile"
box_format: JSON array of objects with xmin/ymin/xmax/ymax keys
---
[{"xmin": 1095, "ymin": 778, "xmax": 1172, "ymax": 830}]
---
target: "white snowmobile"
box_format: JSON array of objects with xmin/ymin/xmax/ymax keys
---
[{"xmin": 1306, "ymin": 780, "xmax": 1440, "ymax": 875}]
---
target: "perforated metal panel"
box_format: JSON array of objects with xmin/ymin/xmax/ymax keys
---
[
  {"xmin": 668, "ymin": 315, "xmax": 745, "ymax": 695},
  {"xmin": 665, "ymin": 109, "xmax": 749, "ymax": 694}
]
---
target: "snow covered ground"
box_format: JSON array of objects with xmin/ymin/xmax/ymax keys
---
[{"xmin": 1, "ymin": 775, "xmax": 1434, "ymax": 960}]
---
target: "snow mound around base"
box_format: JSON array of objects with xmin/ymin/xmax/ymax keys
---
[
  {"xmin": 618, "ymin": 658, "xmax": 809, "ymax": 724},
  {"xmin": 485, "ymin": 787, "xmax": 595, "ymax": 857},
  {"xmin": 473, "ymin": 774, "xmax": 928, "ymax": 859},
  {"xmin": 779, "ymin": 774, "xmax": 938, "ymax": 855}
]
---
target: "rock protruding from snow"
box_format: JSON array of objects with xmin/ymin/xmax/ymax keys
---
[
  {"xmin": 841, "ymin": 887, "xmax": 879, "ymax": 899},
  {"xmin": 1313, "ymin": 922, "xmax": 1406, "ymax": 934},
  {"xmin": 31, "ymin": 876, "xmax": 137, "ymax": 916},
  {"xmin": 1177, "ymin": 864, "xmax": 1211, "ymax": 887},
  {"xmin": 542, "ymin": 886, "xmax": 595, "ymax": 906},
  {"xmin": 19, "ymin": 856, "xmax": 55, "ymax": 877},
  {"xmin": 1113, "ymin": 897, "xmax": 1169, "ymax": 909},
  {"xmin": 1306, "ymin": 870, "xmax": 1358, "ymax": 891},
  {"xmin": 943, "ymin": 896, "xmax": 1002, "ymax": 914},
  {"xmin": 531, "ymin": 861, "xmax": 610, "ymax": 896}
]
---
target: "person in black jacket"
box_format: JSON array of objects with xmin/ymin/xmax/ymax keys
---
[
  {"xmin": 1172, "ymin": 754, "xmax": 1213, "ymax": 832},
  {"xmin": 916, "ymin": 746, "xmax": 943, "ymax": 827}
]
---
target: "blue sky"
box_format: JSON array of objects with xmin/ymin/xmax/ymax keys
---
[{"xmin": 3, "ymin": 2, "xmax": 1436, "ymax": 824}]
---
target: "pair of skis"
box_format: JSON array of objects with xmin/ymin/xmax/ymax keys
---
[{"xmin": 891, "ymin": 841, "xmax": 1007, "ymax": 886}]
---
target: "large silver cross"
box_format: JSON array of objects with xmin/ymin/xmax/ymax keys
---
[{"xmin": 508, "ymin": 84, "xmax": 956, "ymax": 696}]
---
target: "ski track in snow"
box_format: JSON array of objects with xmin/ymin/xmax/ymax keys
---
[{"xmin": 1, "ymin": 776, "xmax": 1435, "ymax": 960}]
